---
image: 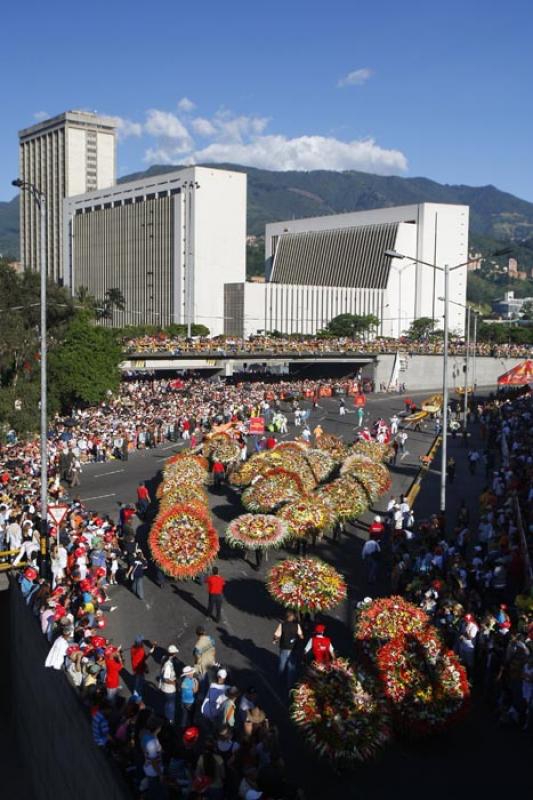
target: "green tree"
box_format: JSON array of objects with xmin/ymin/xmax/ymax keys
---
[
  {"xmin": 48, "ymin": 312, "xmax": 122, "ymax": 409},
  {"xmin": 405, "ymin": 316, "xmax": 436, "ymax": 340},
  {"xmin": 325, "ymin": 313, "xmax": 379, "ymax": 337},
  {"xmin": 520, "ymin": 300, "xmax": 533, "ymax": 320}
]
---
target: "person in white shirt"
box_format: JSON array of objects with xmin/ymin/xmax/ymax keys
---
[
  {"xmin": 160, "ymin": 645, "xmax": 179, "ymax": 724},
  {"xmin": 45, "ymin": 629, "xmax": 71, "ymax": 670},
  {"xmin": 390, "ymin": 415, "xmax": 400, "ymax": 435}
]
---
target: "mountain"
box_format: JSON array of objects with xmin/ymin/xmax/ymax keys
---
[{"xmin": 3, "ymin": 164, "xmax": 533, "ymax": 261}]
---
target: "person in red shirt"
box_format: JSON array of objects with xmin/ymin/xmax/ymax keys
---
[
  {"xmin": 105, "ymin": 648, "xmax": 124, "ymax": 703},
  {"xmin": 206, "ymin": 566, "xmax": 225, "ymax": 623},
  {"xmin": 266, "ymin": 435, "xmax": 277, "ymax": 450},
  {"xmin": 369, "ymin": 515, "xmax": 385, "ymax": 539},
  {"xmin": 212, "ymin": 459, "xmax": 225, "ymax": 489},
  {"xmin": 136, "ymin": 482, "xmax": 151, "ymax": 515},
  {"xmin": 130, "ymin": 635, "xmax": 155, "ymax": 696},
  {"xmin": 304, "ymin": 624, "xmax": 335, "ymax": 665}
]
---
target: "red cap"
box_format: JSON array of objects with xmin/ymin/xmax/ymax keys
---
[
  {"xmin": 24, "ymin": 567, "xmax": 38, "ymax": 581},
  {"xmin": 500, "ymin": 620, "xmax": 512, "ymax": 629},
  {"xmin": 95, "ymin": 567, "xmax": 107, "ymax": 578},
  {"xmin": 314, "ymin": 624, "xmax": 326, "ymax": 634},
  {"xmin": 464, "ymin": 614, "xmax": 474, "ymax": 622},
  {"xmin": 66, "ymin": 645, "xmax": 80, "ymax": 657},
  {"xmin": 96, "ymin": 617, "xmax": 106, "ymax": 629},
  {"xmin": 104, "ymin": 645, "xmax": 117, "ymax": 658},
  {"xmin": 91, "ymin": 635, "xmax": 106, "ymax": 649},
  {"xmin": 182, "ymin": 726, "xmax": 200, "ymax": 744},
  {"xmin": 53, "ymin": 605, "xmax": 66, "ymax": 620},
  {"xmin": 74, "ymin": 548, "xmax": 85, "ymax": 558},
  {"xmin": 79, "ymin": 579, "xmax": 92, "ymax": 593},
  {"xmin": 52, "ymin": 586, "xmax": 65, "ymax": 597},
  {"xmin": 500, "ymin": 603, "xmax": 508, "ymax": 610}
]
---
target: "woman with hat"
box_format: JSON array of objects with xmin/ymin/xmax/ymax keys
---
[{"xmin": 180, "ymin": 666, "xmax": 200, "ymax": 728}]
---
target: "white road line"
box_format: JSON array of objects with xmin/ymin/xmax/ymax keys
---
[
  {"xmin": 94, "ymin": 469, "xmax": 125, "ymax": 478},
  {"xmin": 79, "ymin": 493, "xmax": 116, "ymax": 501}
]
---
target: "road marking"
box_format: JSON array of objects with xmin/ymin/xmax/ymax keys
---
[
  {"xmin": 79, "ymin": 493, "xmax": 116, "ymax": 501},
  {"xmin": 94, "ymin": 469, "xmax": 124, "ymax": 478}
]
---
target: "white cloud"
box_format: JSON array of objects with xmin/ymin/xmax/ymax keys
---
[
  {"xmin": 337, "ymin": 67, "xmax": 373, "ymax": 87},
  {"xmin": 191, "ymin": 117, "xmax": 217, "ymax": 137},
  {"xmin": 212, "ymin": 111, "xmax": 269, "ymax": 143},
  {"xmin": 177, "ymin": 97, "xmax": 196, "ymax": 112},
  {"xmin": 108, "ymin": 115, "xmax": 143, "ymax": 139},
  {"xmin": 144, "ymin": 109, "xmax": 191, "ymax": 142},
  {"xmin": 33, "ymin": 111, "xmax": 50, "ymax": 122}
]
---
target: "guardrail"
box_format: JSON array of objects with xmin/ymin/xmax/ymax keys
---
[{"xmin": 0, "ymin": 551, "xmax": 28, "ymax": 572}]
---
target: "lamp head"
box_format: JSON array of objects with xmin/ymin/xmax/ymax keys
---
[
  {"xmin": 12, "ymin": 178, "xmax": 23, "ymax": 188},
  {"xmin": 384, "ymin": 249, "xmax": 404, "ymax": 259}
]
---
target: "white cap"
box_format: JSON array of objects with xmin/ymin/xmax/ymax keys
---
[
  {"xmin": 374, "ymin": 515, "xmax": 381, "ymax": 523},
  {"xmin": 167, "ymin": 644, "xmax": 179, "ymax": 654},
  {"xmin": 181, "ymin": 665, "xmax": 195, "ymax": 676},
  {"xmin": 217, "ymin": 668, "xmax": 228, "ymax": 679}
]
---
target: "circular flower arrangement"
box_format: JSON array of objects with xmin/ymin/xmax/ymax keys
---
[
  {"xmin": 351, "ymin": 439, "xmax": 394, "ymax": 463},
  {"xmin": 291, "ymin": 658, "xmax": 391, "ymax": 764},
  {"xmin": 376, "ymin": 630, "xmax": 469, "ymax": 735},
  {"xmin": 226, "ymin": 514, "xmax": 289, "ymax": 550},
  {"xmin": 277, "ymin": 496, "xmax": 335, "ymax": 541},
  {"xmin": 340, "ymin": 455, "xmax": 392, "ymax": 501},
  {"xmin": 268, "ymin": 448, "xmax": 317, "ymax": 492},
  {"xmin": 163, "ymin": 455, "xmax": 209, "ymax": 485},
  {"xmin": 149, "ymin": 502, "xmax": 219, "ymax": 579},
  {"xmin": 209, "ymin": 438, "xmax": 242, "ymax": 465},
  {"xmin": 316, "ymin": 476, "xmax": 368, "ymax": 521},
  {"xmin": 315, "ymin": 433, "xmax": 349, "ymax": 462},
  {"xmin": 228, "ymin": 452, "xmax": 271, "ymax": 487},
  {"xmin": 354, "ymin": 596, "xmax": 430, "ymax": 647},
  {"xmin": 241, "ymin": 468, "xmax": 306, "ymax": 513},
  {"xmin": 274, "ymin": 441, "xmax": 308, "ymax": 452},
  {"xmin": 267, "ymin": 557, "xmax": 347, "ymax": 613},
  {"xmin": 158, "ymin": 483, "xmax": 209, "ymax": 512},
  {"xmin": 202, "ymin": 431, "xmax": 233, "ymax": 457},
  {"xmin": 304, "ymin": 449, "xmax": 337, "ymax": 484}
]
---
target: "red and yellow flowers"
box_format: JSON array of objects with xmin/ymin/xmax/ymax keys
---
[
  {"xmin": 149, "ymin": 502, "xmax": 219, "ymax": 579},
  {"xmin": 226, "ymin": 514, "xmax": 289, "ymax": 550},
  {"xmin": 267, "ymin": 557, "xmax": 346, "ymax": 613}
]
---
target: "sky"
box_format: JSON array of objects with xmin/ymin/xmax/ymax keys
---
[{"xmin": 1, "ymin": 0, "xmax": 532, "ymax": 201}]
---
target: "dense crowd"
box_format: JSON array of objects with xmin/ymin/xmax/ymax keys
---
[{"xmin": 124, "ymin": 334, "xmax": 533, "ymax": 360}]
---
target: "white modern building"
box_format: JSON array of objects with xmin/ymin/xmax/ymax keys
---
[
  {"xmin": 63, "ymin": 166, "xmax": 246, "ymax": 331},
  {"xmin": 18, "ymin": 110, "xmax": 117, "ymax": 281},
  {"xmin": 224, "ymin": 203, "xmax": 469, "ymax": 338}
]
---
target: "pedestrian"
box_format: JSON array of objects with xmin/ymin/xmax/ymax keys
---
[
  {"xmin": 217, "ymin": 686, "xmax": 239, "ymax": 730},
  {"xmin": 180, "ymin": 666, "xmax": 199, "ymax": 728},
  {"xmin": 362, "ymin": 537, "xmax": 381, "ymax": 583},
  {"xmin": 206, "ymin": 566, "xmax": 225, "ymax": 623},
  {"xmin": 160, "ymin": 645, "xmax": 179, "ymax": 724},
  {"xmin": 391, "ymin": 439, "xmax": 399, "ymax": 465},
  {"xmin": 390, "ymin": 414, "xmax": 399, "ymax": 435},
  {"xmin": 130, "ymin": 635, "xmax": 155, "ymax": 696},
  {"xmin": 356, "ymin": 406, "xmax": 364, "ymax": 428},
  {"xmin": 140, "ymin": 716, "xmax": 166, "ymax": 798},
  {"xmin": 136, "ymin": 482, "xmax": 151, "ymax": 516},
  {"xmin": 304, "ymin": 624, "xmax": 334, "ymax": 665},
  {"xmin": 127, "ymin": 549, "xmax": 148, "ymax": 601},
  {"xmin": 212, "ymin": 459, "xmax": 225, "ymax": 489},
  {"xmin": 201, "ymin": 669, "xmax": 230, "ymax": 724},
  {"xmin": 273, "ymin": 610, "xmax": 303, "ymax": 690},
  {"xmin": 104, "ymin": 647, "xmax": 124, "ymax": 703},
  {"xmin": 447, "ymin": 457, "xmax": 456, "ymax": 484},
  {"xmin": 368, "ymin": 515, "xmax": 385, "ymax": 539},
  {"xmin": 397, "ymin": 431, "xmax": 408, "ymax": 455},
  {"xmin": 339, "ymin": 397, "xmax": 346, "ymax": 416},
  {"xmin": 468, "ymin": 448, "xmax": 480, "ymax": 475},
  {"xmin": 193, "ymin": 626, "xmax": 217, "ymax": 682}
]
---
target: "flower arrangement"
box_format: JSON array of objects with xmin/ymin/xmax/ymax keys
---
[
  {"xmin": 241, "ymin": 468, "xmax": 306, "ymax": 513},
  {"xmin": 315, "ymin": 433, "xmax": 349, "ymax": 462},
  {"xmin": 226, "ymin": 514, "xmax": 289, "ymax": 550},
  {"xmin": 277, "ymin": 496, "xmax": 335, "ymax": 541},
  {"xmin": 267, "ymin": 557, "xmax": 347, "ymax": 613},
  {"xmin": 267, "ymin": 448, "xmax": 317, "ymax": 492},
  {"xmin": 202, "ymin": 431, "xmax": 233, "ymax": 457},
  {"xmin": 304, "ymin": 449, "xmax": 337, "ymax": 484},
  {"xmin": 354, "ymin": 596, "xmax": 430, "ymax": 646},
  {"xmin": 340, "ymin": 455, "xmax": 392, "ymax": 501},
  {"xmin": 163, "ymin": 454, "xmax": 209, "ymax": 485},
  {"xmin": 291, "ymin": 659, "xmax": 391, "ymax": 764},
  {"xmin": 208, "ymin": 437, "xmax": 242, "ymax": 465},
  {"xmin": 316, "ymin": 476, "xmax": 368, "ymax": 521},
  {"xmin": 351, "ymin": 439, "xmax": 394, "ymax": 463},
  {"xmin": 149, "ymin": 502, "xmax": 219, "ymax": 579},
  {"xmin": 274, "ymin": 441, "xmax": 308, "ymax": 452},
  {"xmin": 228, "ymin": 452, "xmax": 272, "ymax": 487},
  {"xmin": 376, "ymin": 630, "xmax": 469, "ymax": 735},
  {"xmin": 158, "ymin": 483, "xmax": 209, "ymax": 512}
]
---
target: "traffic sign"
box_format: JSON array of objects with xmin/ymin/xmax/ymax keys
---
[{"xmin": 48, "ymin": 505, "xmax": 69, "ymax": 527}]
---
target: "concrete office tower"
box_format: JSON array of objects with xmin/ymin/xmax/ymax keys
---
[
  {"xmin": 18, "ymin": 110, "xmax": 117, "ymax": 281},
  {"xmin": 63, "ymin": 166, "xmax": 246, "ymax": 332}
]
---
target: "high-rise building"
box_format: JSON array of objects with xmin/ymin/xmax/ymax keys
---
[{"xmin": 18, "ymin": 110, "xmax": 117, "ymax": 281}]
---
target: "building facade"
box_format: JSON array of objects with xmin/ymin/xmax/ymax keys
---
[
  {"xmin": 18, "ymin": 111, "xmax": 116, "ymax": 281},
  {"xmin": 63, "ymin": 166, "xmax": 246, "ymax": 332}
]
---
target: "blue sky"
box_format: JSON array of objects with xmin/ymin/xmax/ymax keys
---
[{"xmin": 2, "ymin": 0, "xmax": 532, "ymax": 201}]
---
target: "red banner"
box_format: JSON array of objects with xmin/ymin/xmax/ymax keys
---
[{"xmin": 249, "ymin": 416, "xmax": 265, "ymax": 435}]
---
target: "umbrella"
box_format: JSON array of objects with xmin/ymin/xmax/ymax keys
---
[{"xmin": 497, "ymin": 360, "xmax": 533, "ymax": 386}]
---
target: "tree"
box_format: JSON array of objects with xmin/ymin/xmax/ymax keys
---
[
  {"xmin": 520, "ymin": 300, "xmax": 533, "ymax": 320},
  {"xmin": 324, "ymin": 313, "xmax": 380, "ymax": 338},
  {"xmin": 405, "ymin": 317, "xmax": 436, "ymax": 340},
  {"xmin": 48, "ymin": 312, "xmax": 122, "ymax": 409}
]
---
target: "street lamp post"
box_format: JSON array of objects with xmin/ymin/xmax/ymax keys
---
[
  {"xmin": 12, "ymin": 178, "xmax": 49, "ymax": 576},
  {"xmin": 183, "ymin": 180, "xmax": 200, "ymax": 338}
]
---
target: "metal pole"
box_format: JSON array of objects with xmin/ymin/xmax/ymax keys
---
[
  {"xmin": 39, "ymin": 194, "xmax": 49, "ymax": 577},
  {"xmin": 398, "ymin": 270, "xmax": 402, "ymax": 339},
  {"xmin": 472, "ymin": 312, "xmax": 478, "ymax": 390},
  {"xmin": 440, "ymin": 263, "xmax": 449, "ymax": 515},
  {"xmin": 463, "ymin": 305, "xmax": 470, "ymax": 430}
]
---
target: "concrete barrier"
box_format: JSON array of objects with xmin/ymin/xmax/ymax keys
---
[{"xmin": 8, "ymin": 578, "xmax": 129, "ymax": 800}]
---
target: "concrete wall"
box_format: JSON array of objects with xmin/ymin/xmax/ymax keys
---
[
  {"xmin": 8, "ymin": 579, "xmax": 128, "ymax": 800},
  {"xmin": 373, "ymin": 353, "xmax": 524, "ymax": 392}
]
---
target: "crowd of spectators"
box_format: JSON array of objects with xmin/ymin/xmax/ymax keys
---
[{"xmin": 124, "ymin": 334, "xmax": 533, "ymax": 360}]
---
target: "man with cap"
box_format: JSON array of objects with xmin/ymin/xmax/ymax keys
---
[
  {"xmin": 201, "ymin": 668, "xmax": 230, "ymax": 724},
  {"xmin": 304, "ymin": 624, "xmax": 335, "ymax": 665},
  {"xmin": 161, "ymin": 645, "xmax": 179, "ymax": 724},
  {"xmin": 273, "ymin": 610, "xmax": 303, "ymax": 690},
  {"xmin": 131, "ymin": 635, "xmax": 155, "ymax": 696},
  {"xmin": 180, "ymin": 666, "xmax": 199, "ymax": 728}
]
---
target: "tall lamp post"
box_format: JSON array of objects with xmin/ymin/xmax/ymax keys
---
[
  {"xmin": 441, "ymin": 297, "xmax": 480, "ymax": 432},
  {"xmin": 182, "ymin": 180, "xmax": 200, "ymax": 338},
  {"xmin": 12, "ymin": 178, "xmax": 49, "ymax": 576}
]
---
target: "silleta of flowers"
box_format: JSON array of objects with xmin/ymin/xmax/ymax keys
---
[
  {"xmin": 158, "ymin": 483, "xmax": 210, "ymax": 512},
  {"xmin": 340, "ymin": 455, "xmax": 392, "ymax": 502},
  {"xmin": 203, "ymin": 431, "xmax": 241, "ymax": 464},
  {"xmin": 267, "ymin": 557, "xmax": 347, "ymax": 613},
  {"xmin": 163, "ymin": 454, "xmax": 209, "ymax": 485},
  {"xmin": 277, "ymin": 496, "xmax": 335, "ymax": 541},
  {"xmin": 313, "ymin": 433, "xmax": 349, "ymax": 462},
  {"xmin": 316, "ymin": 476, "xmax": 368, "ymax": 522},
  {"xmin": 351, "ymin": 439, "xmax": 393, "ymax": 463},
  {"xmin": 291, "ymin": 658, "xmax": 392, "ymax": 764},
  {"xmin": 241, "ymin": 468, "xmax": 306, "ymax": 513},
  {"xmin": 354, "ymin": 597, "xmax": 430, "ymax": 646},
  {"xmin": 149, "ymin": 502, "xmax": 219, "ymax": 579},
  {"xmin": 376, "ymin": 630, "xmax": 469, "ymax": 735},
  {"xmin": 304, "ymin": 448, "xmax": 337, "ymax": 484},
  {"xmin": 226, "ymin": 514, "xmax": 289, "ymax": 550}
]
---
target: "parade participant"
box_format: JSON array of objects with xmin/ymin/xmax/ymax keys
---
[
  {"xmin": 193, "ymin": 626, "xmax": 217, "ymax": 682},
  {"xmin": 206, "ymin": 567, "xmax": 225, "ymax": 623},
  {"xmin": 369, "ymin": 515, "xmax": 385, "ymax": 539},
  {"xmin": 272, "ymin": 610, "xmax": 303, "ymax": 689},
  {"xmin": 304, "ymin": 624, "xmax": 335, "ymax": 665},
  {"xmin": 136, "ymin": 481, "xmax": 151, "ymax": 515},
  {"xmin": 212, "ymin": 459, "xmax": 225, "ymax": 489},
  {"xmin": 180, "ymin": 666, "xmax": 200, "ymax": 728},
  {"xmin": 160, "ymin": 645, "xmax": 180, "ymax": 724},
  {"xmin": 130, "ymin": 635, "xmax": 155, "ymax": 696}
]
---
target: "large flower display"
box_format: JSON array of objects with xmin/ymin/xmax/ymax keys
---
[
  {"xmin": 149, "ymin": 502, "xmax": 219, "ymax": 579},
  {"xmin": 228, "ymin": 452, "xmax": 272, "ymax": 487},
  {"xmin": 351, "ymin": 439, "xmax": 393, "ymax": 463},
  {"xmin": 158, "ymin": 483, "xmax": 210, "ymax": 512},
  {"xmin": 313, "ymin": 433, "xmax": 349, "ymax": 462},
  {"xmin": 304, "ymin": 448, "xmax": 337, "ymax": 484},
  {"xmin": 241, "ymin": 468, "xmax": 306, "ymax": 513},
  {"xmin": 354, "ymin": 596, "xmax": 430, "ymax": 647},
  {"xmin": 267, "ymin": 557, "xmax": 346, "ymax": 613},
  {"xmin": 291, "ymin": 659, "xmax": 391, "ymax": 764},
  {"xmin": 376, "ymin": 630, "xmax": 469, "ymax": 735},
  {"xmin": 226, "ymin": 514, "xmax": 289, "ymax": 550},
  {"xmin": 316, "ymin": 476, "xmax": 368, "ymax": 521},
  {"xmin": 163, "ymin": 454, "xmax": 209, "ymax": 485},
  {"xmin": 277, "ymin": 496, "xmax": 335, "ymax": 541},
  {"xmin": 340, "ymin": 455, "xmax": 392, "ymax": 501}
]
